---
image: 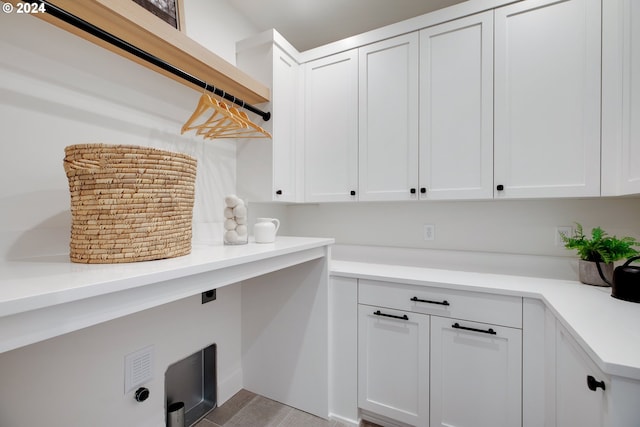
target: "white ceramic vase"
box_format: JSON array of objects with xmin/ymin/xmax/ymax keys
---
[{"xmin": 254, "ymin": 218, "xmax": 280, "ymax": 243}]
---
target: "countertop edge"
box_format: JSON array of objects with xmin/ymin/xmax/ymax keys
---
[
  {"xmin": 0, "ymin": 237, "xmax": 335, "ymax": 317},
  {"xmin": 330, "ymin": 260, "xmax": 640, "ymax": 381},
  {"xmin": 0, "ymin": 237, "xmax": 334, "ymax": 353}
]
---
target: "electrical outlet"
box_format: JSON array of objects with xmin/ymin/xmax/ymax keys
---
[
  {"xmin": 556, "ymin": 226, "xmax": 573, "ymax": 246},
  {"xmin": 423, "ymin": 224, "xmax": 435, "ymax": 241},
  {"xmin": 202, "ymin": 289, "xmax": 216, "ymax": 304}
]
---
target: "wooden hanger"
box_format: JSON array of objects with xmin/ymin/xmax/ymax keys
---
[
  {"xmin": 201, "ymin": 102, "xmax": 270, "ymax": 139},
  {"xmin": 216, "ymin": 105, "xmax": 272, "ymax": 139},
  {"xmin": 199, "ymin": 99, "xmax": 247, "ymax": 140},
  {"xmin": 181, "ymin": 93, "xmax": 230, "ymax": 137},
  {"xmin": 180, "ymin": 93, "xmax": 214, "ymax": 135},
  {"xmin": 181, "ymin": 92, "xmax": 272, "ymax": 140}
]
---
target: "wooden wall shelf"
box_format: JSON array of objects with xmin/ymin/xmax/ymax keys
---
[{"xmin": 10, "ymin": 0, "xmax": 270, "ymax": 104}]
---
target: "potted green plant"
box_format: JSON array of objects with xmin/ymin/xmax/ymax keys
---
[{"xmin": 560, "ymin": 223, "xmax": 640, "ymax": 286}]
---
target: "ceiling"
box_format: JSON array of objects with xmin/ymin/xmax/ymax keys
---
[{"xmin": 226, "ymin": 0, "xmax": 469, "ymax": 52}]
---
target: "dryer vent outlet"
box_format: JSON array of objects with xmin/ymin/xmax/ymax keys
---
[{"xmin": 124, "ymin": 345, "xmax": 154, "ymax": 394}]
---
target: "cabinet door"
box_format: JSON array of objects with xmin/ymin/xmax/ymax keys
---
[
  {"xmin": 304, "ymin": 50, "xmax": 358, "ymax": 202},
  {"xmin": 358, "ymin": 33, "xmax": 419, "ymax": 201},
  {"xmin": 494, "ymin": 0, "xmax": 601, "ymax": 198},
  {"xmin": 358, "ymin": 305, "xmax": 429, "ymax": 426},
  {"xmin": 271, "ymin": 48, "xmax": 299, "ymax": 201},
  {"xmin": 419, "ymin": 11, "xmax": 493, "ymax": 200},
  {"xmin": 236, "ymin": 43, "xmax": 299, "ymax": 202},
  {"xmin": 556, "ymin": 325, "xmax": 607, "ymax": 427},
  {"xmin": 602, "ymin": 0, "xmax": 640, "ymax": 195},
  {"xmin": 430, "ymin": 316, "xmax": 522, "ymax": 427}
]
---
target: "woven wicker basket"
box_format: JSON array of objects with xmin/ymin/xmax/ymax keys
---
[{"xmin": 63, "ymin": 144, "xmax": 197, "ymax": 264}]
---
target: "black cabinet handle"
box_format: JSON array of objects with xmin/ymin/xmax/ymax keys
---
[
  {"xmin": 411, "ymin": 296, "xmax": 450, "ymax": 306},
  {"xmin": 496, "ymin": 184, "xmax": 504, "ymax": 191},
  {"xmin": 275, "ymin": 189, "xmax": 283, "ymax": 195},
  {"xmin": 452, "ymin": 322, "xmax": 496, "ymax": 335},
  {"xmin": 373, "ymin": 310, "xmax": 408, "ymax": 321},
  {"xmin": 587, "ymin": 375, "xmax": 606, "ymax": 392},
  {"xmin": 420, "ymin": 187, "xmax": 426, "ymax": 194},
  {"xmin": 410, "ymin": 188, "xmax": 416, "ymax": 194},
  {"xmin": 350, "ymin": 190, "xmax": 356, "ymax": 196}
]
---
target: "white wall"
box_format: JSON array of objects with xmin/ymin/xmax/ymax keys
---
[
  {"xmin": 0, "ymin": 6, "xmax": 258, "ymax": 427},
  {"xmin": 0, "ymin": 9, "xmax": 238, "ymax": 258},
  {"xmin": 0, "ymin": 286, "xmax": 242, "ymax": 427},
  {"xmin": 183, "ymin": 0, "xmax": 259, "ymax": 65},
  {"xmin": 281, "ymin": 198, "xmax": 640, "ymax": 258}
]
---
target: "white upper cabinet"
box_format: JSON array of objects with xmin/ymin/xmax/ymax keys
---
[
  {"xmin": 243, "ymin": 0, "xmax": 612, "ymax": 203},
  {"xmin": 271, "ymin": 49, "xmax": 300, "ymax": 201},
  {"xmin": 602, "ymin": 0, "xmax": 640, "ymax": 195},
  {"xmin": 304, "ymin": 50, "xmax": 359, "ymax": 202},
  {"xmin": 358, "ymin": 33, "xmax": 419, "ymax": 201},
  {"xmin": 494, "ymin": 0, "xmax": 601, "ymax": 198},
  {"xmin": 419, "ymin": 11, "xmax": 494, "ymax": 200},
  {"xmin": 236, "ymin": 35, "xmax": 301, "ymax": 202}
]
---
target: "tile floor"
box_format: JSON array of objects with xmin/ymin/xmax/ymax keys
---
[{"xmin": 193, "ymin": 389, "xmax": 381, "ymax": 427}]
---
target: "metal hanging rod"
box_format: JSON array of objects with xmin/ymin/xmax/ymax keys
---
[{"xmin": 34, "ymin": 0, "xmax": 271, "ymax": 121}]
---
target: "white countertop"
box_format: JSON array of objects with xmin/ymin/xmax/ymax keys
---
[
  {"xmin": 331, "ymin": 260, "xmax": 640, "ymax": 381},
  {"xmin": 3, "ymin": 237, "xmax": 637, "ymax": 382},
  {"xmin": 0, "ymin": 236, "xmax": 333, "ymax": 352}
]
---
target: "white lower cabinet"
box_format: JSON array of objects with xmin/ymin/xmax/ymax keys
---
[
  {"xmin": 430, "ymin": 317, "xmax": 522, "ymax": 427},
  {"xmin": 357, "ymin": 279, "xmax": 523, "ymax": 427},
  {"xmin": 555, "ymin": 324, "xmax": 607, "ymax": 427},
  {"xmin": 358, "ymin": 305, "xmax": 429, "ymax": 426},
  {"xmin": 336, "ymin": 274, "xmax": 640, "ymax": 427}
]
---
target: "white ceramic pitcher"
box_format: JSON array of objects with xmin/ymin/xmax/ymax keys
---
[{"xmin": 254, "ymin": 217, "xmax": 280, "ymax": 243}]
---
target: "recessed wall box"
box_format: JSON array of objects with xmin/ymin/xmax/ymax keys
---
[{"xmin": 165, "ymin": 344, "xmax": 216, "ymax": 426}]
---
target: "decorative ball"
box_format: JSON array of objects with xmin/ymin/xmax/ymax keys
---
[
  {"xmin": 224, "ymin": 207, "xmax": 234, "ymax": 219},
  {"xmin": 236, "ymin": 225, "xmax": 247, "ymax": 236},
  {"xmin": 224, "ymin": 194, "xmax": 239, "ymax": 208},
  {"xmin": 224, "ymin": 230, "xmax": 239, "ymax": 243},
  {"xmin": 233, "ymin": 205, "xmax": 247, "ymax": 218},
  {"xmin": 224, "ymin": 219, "xmax": 237, "ymax": 230}
]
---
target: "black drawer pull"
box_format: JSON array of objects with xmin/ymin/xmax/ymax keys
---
[
  {"xmin": 587, "ymin": 375, "xmax": 606, "ymax": 392},
  {"xmin": 411, "ymin": 296, "xmax": 450, "ymax": 306},
  {"xmin": 452, "ymin": 322, "xmax": 496, "ymax": 335},
  {"xmin": 373, "ymin": 310, "xmax": 408, "ymax": 321}
]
